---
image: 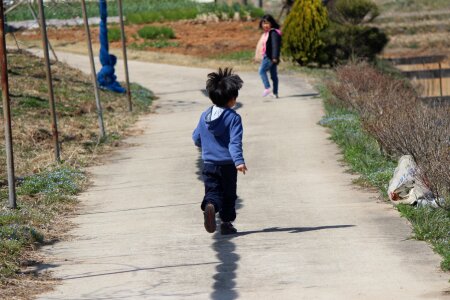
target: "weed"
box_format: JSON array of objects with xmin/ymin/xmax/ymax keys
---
[
  {"xmin": 108, "ymin": 27, "xmax": 122, "ymax": 43},
  {"xmin": 137, "ymin": 26, "xmax": 175, "ymax": 40}
]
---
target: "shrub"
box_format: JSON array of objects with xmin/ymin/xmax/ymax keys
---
[
  {"xmin": 327, "ymin": 62, "xmax": 450, "ymax": 208},
  {"xmin": 317, "ymin": 23, "xmax": 388, "ymax": 65},
  {"xmin": 108, "ymin": 27, "xmax": 122, "ymax": 43},
  {"xmin": 282, "ymin": 0, "xmax": 328, "ymax": 65},
  {"xmin": 317, "ymin": 0, "xmax": 387, "ymax": 66},
  {"xmin": 137, "ymin": 26, "xmax": 175, "ymax": 40}
]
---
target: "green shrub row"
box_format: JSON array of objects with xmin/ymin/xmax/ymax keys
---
[
  {"xmin": 127, "ymin": 8, "xmax": 198, "ymax": 24},
  {"xmin": 7, "ymin": 1, "xmax": 263, "ymax": 23}
]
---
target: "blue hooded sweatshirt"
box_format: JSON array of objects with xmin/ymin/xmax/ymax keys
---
[{"xmin": 192, "ymin": 106, "xmax": 245, "ymax": 166}]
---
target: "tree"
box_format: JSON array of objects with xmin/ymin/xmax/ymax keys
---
[
  {"xmin": 282, "ymin": 0, "xmax": 328, "ymax": 65},
  {"xmin": 316, "ymin": 0, "xmax": 387, "ymax": 66}
]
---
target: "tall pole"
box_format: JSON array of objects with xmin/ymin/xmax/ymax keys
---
[
  {"xmin": 81, "ymin": 0, "xmax": 106, "ymax": 138},
  {"xmin": 37, "ymin": 0, "xmax": 60, "ymax": 161},
  {"xmin": 0, "ymin": 2, "xmax": 17, "ymax": 209},
  {"xmin": 438, "ymin": 62, "xmax": 443, "ymax": 97},
  {"xmin": 27, "ymin": 0, "xmax": 58, "ymax": 61},
  {"xmin": 259, "ymin": 0, "xmax": 263, "ymax": 8},
  {"xmin": 117, "ymin": 0, "xmax": 132, "ymax": 112}
]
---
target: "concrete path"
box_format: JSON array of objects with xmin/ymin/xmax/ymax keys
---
[{"xmin": 38, "ymin": 52, "xmax": 449, "ymax": 299}]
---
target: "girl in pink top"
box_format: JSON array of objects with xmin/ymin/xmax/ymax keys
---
[{"xmin": 257, "ymin": 15, "xmax": 282, "ymax": 98}]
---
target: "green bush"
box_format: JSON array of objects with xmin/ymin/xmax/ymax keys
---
[
  {"xmin": 282, "ymin": 0, "xmax": 328, "ymax": 65},
  {"xmin": 137, "ymin": 26, "xmax": 175, "ymax": 40},
  {"xmin": 317, "ymin": 0, "xmax": 387, "ymax": 65},
  {"xmin": 108, "ymin": 27, "xmax": 122, "ymax": 43},
  {"xmin": 317, "ymin": 23, "xmax": 388, "ymax": 65}
]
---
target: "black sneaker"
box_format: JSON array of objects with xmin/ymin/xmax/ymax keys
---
[
  {"xmin": 203, "ymin": 203, "xmax": 216, "ymax": 233},
  {"xmin": 220, "ymin": 222, "xmax": 237, "ymax": 235}
]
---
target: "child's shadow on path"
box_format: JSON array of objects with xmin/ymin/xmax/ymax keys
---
[{"xmin": 211, "ymin": 221, "xmax": 355, "ymax": 300}]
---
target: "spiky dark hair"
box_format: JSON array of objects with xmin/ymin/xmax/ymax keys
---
[{"xmin": 206, "ymin": 67, "xmax": 243, "ymax": 107}]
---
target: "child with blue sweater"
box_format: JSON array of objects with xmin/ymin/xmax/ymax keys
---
[{"xmin": 192, "ymin": 68, "xmax": 247, "ymax": 235}]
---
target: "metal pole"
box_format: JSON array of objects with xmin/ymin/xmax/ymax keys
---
[
  {"xmin": 259, "ymin": 0, "xmax": 263, "ymax": 8},
  {"xmin": 117, "ymin": 0, "xmax": 132, "ymax": 112},
  {"xmin": 37, "ymin": 0, "xmax": 60, "ymax": 161},
  {"xmin": 81, "ymin": 0, "xmax": 106, "ymax": 138},
  {"xmin": 438, "ymin": 62, "xmax": 443, "ymax": 97},
  {"xmin": 28, "ymin": 0, "xmax": 58, "ymax": 61},
  {"xmin": 0, "ymin": 2, "xmax": 17, "ymax": 209}
]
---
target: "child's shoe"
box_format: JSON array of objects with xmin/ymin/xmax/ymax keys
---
[
  {"xmin": 203, "ymin": 203, "xmax": 216, "ymax": 233},
  {"xmin": 270, "ymin": 93, "xmax": 279, "ymax": 99},
  {"xmin": 220, "ymin": 222, "xmax": 237, "ymax": 235},
  {"xmin": 262, "ymin": 88, "xmax": 271, "ymax": 97}
]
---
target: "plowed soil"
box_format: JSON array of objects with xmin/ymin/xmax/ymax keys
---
[{"xmin": 17, "ymin": 20, "xmax": 262, "ymax": 58}]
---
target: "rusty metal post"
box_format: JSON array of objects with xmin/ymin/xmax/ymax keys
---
[
  {"xmin": 117, "ymin": 0, "xmax": 132, "ymax": 112},
  {"xmin": 37, "ymin": 0, "xmax": 60, "ymax": 161},
  {"xmin": 438, "ymin": 62, "xmax": 443, "ymax": 97},
  {"xmin": 27, "ymin": 0, "xmax": 58, "ymax": 61},
  {"xmin": 0, "ymin": 2, "xmax": 17, "ymax": 209},
  {"xmin": 81, "ymin": 0, "xmax": 106, "ymax": 138}
]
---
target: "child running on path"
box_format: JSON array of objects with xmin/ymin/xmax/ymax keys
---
[
  {"xmin": 258, "ymin": 14, "xmax": 282, "ymax": 98},
  {"xmin": 192, "ymin": 68, "xmax": 248, "ymax": 235}
]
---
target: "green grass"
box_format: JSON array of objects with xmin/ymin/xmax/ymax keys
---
[
  {"xmin": 108, "ymin": 27, "xmax": 122, "ymax": 43},
  {"xmin": 127, "ymin": 8, "xmax": 198, "ymax": 24},
  {"xmin": 1, "ymin": 165, "xmax": 85, "ymax": 279},
  {"xmin": 130, "ymin": 40, "xmax": 179, "ymax": 50},
  {"xmin": 318, "ymin": 86, "xmax": 396, "ymax": 196},
  {"xmin": 212, "ymin": 50, "xmax": 254, "ymax": 62},
  {"xmin": 397, "ymin": 204, "xmax": 450, "ymax": 270},
  {"xmin": 137, "ymin": 26, "xmax": 175, "ymax": 40},
  {"xmin": 319, "ymin": 83, "xmax": 450, "ymax": 271}
]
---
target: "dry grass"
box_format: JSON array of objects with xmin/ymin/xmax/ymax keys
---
[
  {"xmin": 328, "ymin": 62, "xmax": 450, "ymax": 206},
  {"xmin": 0, "ymin": 49, "xmax": 153, "ymax": 180},
  {"xmin": 0, "ymin": 49, "xmax": 154, "ymax": 298}
]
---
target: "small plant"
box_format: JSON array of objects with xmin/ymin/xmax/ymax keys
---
[
  {"xmin": 108, "ymin": 27, "xmax": 122, "ymax": 43},
  {"xmin": 18, "ymin": 165, "xmax": 85, "ymax": 203},
  {"xmin": 137, "ymin": 26, "xmax": 175, "ymax": 40}
]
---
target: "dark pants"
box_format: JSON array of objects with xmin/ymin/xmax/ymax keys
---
[{"xmin": 201, "ymin": 163, "xmax": 237, "ymax": 223}]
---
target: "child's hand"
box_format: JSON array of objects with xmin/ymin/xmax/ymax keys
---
[{"xmin": 236, "ymin": 164, "xmax": 248, "ymax": 175}]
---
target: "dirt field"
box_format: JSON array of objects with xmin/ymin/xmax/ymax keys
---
[{"xmin": 17, "ymin": 20, "xmax": 262, "ymax": 59}]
